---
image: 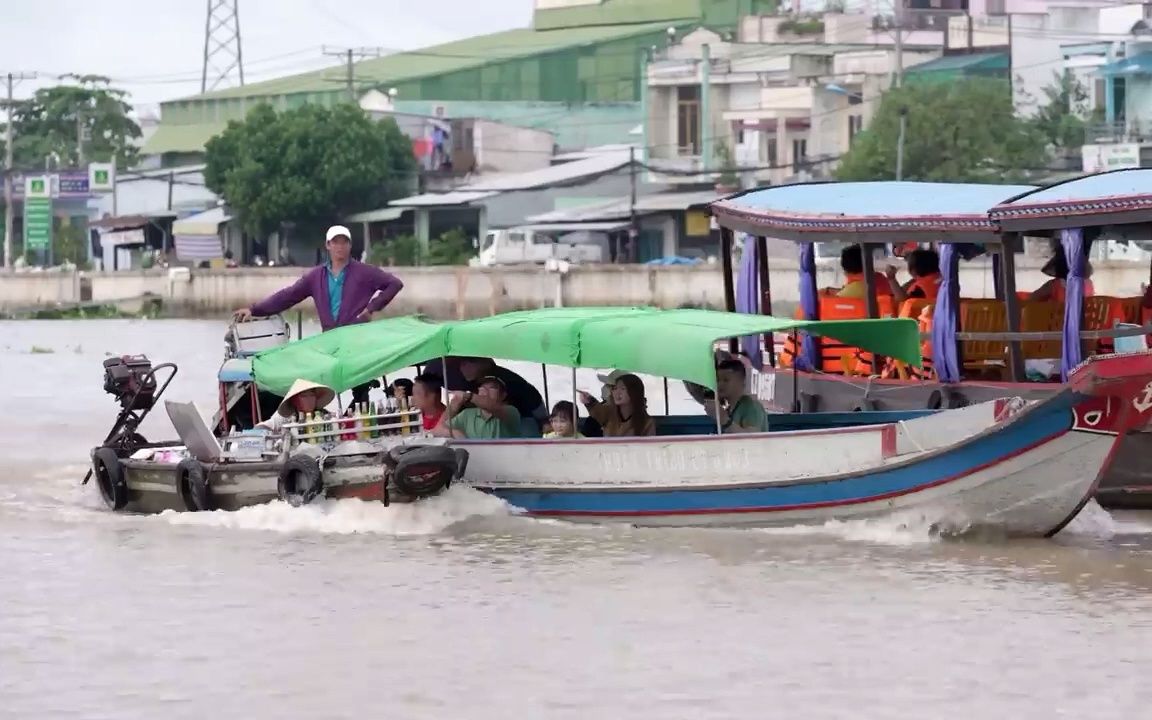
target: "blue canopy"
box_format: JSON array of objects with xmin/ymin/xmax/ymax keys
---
[
  {"xmin": 991, "ymin": 168, "xmax": 1152, "ymax": 232},
  {"xmin": 711, "ymin": 181, "xmax": 1037, "ymax": 243}
]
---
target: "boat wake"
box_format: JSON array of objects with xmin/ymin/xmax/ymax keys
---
[{"xmin": 155, "ymin": 486, "xmax": 515, "ymax": 536}]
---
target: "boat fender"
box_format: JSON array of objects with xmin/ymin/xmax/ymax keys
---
[
  {"xmin": 942, "ymin": 388, "xmax": 969, "ymax": 409},
  {"xmin": 926, "ymin": 390, "xmax": 943, "ymax": 410},
  {"xmin": 176, "ymin": 459, "xmax": 213, "ymax": 512},
  {"xmin": 798, "ymin": 392, "xmax": 819, "ymax": 414},
  {"xmin": 452, "ymin": 448, "xmax": 469, "ymax": 480},
  {"xmin": 385, "ymin": 445, "xmax": 459, "ymax": 499},
  {"xmin": 278, "ymin": 455, "xmax": 324, "ymax": 507},
  {"xmin": 852, "ymin": 398, "xmax": 878, "ymax": 412},
  {"xmin": 92, "ymin": 447, "xmax": 129, "ymax": 511}
]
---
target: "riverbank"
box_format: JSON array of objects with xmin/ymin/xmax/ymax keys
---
[{"xmin": 2, "ymin": 259, "xmax": 1148, "ymax": 319}]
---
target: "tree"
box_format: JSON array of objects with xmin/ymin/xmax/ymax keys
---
[
  {"xmin": 204, "ymin": 103, "xmax": 418, "ymax": 240},
  {"xmin": 426, "ymin": 228, "xmax": 474, "ymax": 266},
  {"xmin": 836, "ymin": 79, "xmax": 1050, "ymax": 183},
  {"xmin": 1029, "ymin": 71, "xmax": 1090, "ymax": 149},
  {"xmin": 6, "ymin": 75, "xmax": 141, "ymax": 169}
]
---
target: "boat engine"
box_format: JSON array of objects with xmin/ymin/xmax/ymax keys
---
[
  {"xmin": 383, "ymin": 444, "xmax": 469, "ymax": 503},
  {"xmin": 103, "ymin": 355, "xmax": 159, "ymax": 411}
]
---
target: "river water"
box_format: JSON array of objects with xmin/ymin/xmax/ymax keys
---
[{"xmin": 4, "ymin": 319, "xmax": 1152, "ymax": 719}]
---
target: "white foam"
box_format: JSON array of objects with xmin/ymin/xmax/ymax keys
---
[
  {"xmin": 156, "ymin": 485, "xmax": 514, "ymax": 536},
  {"xmin": 757, "ymin": 511, "xmax": 943, "ymax": 546},
  {"xmin": 1059, "ymin": 500, "xmax": 1119, "ymax": 539}
]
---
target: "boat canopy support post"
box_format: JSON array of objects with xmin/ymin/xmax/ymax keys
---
[
  {"xmin": 992, "ymin": 251, "xmax": 1004, "ymax": 300},
  {"xmin": 720, "ymin": 226, "xmax": 738, "ymax": 353},
  {"xmin": 859, "ymin": 243, "xmax": 881, "ymax": 374},
  {"xmin": 541, "ymin": 364, "xmax": 550, "ymax": 410},
  {"xmin": 999, "ymin": 235, "xmax": 1026, "ymax": 382},
  {"xmin": 663, "ymin": 377, "xmax": 670, "ymax": 416},
  {"xmin": 756, "ymin": 235, "xmax": 775, "ymax": 366}
]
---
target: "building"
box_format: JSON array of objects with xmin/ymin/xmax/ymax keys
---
[
  {"xmin": 143, "ymin": 0, "xmax": 777, "ymax": 162},
  {"xmin": 382, "ymin": 149, "xmax": 667, "ymax": 251},
  {"xmin": 643, "ymin": 21, "xmax": 939, "ymax": 187}
]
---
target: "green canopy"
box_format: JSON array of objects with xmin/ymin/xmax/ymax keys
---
[
  {"xmin": 251, "ymin": 307, "xmax": 922, "ymax": 394},
  {"xmin": 251, "ymin": 315, "xmax": 450, "ymax": 396}
]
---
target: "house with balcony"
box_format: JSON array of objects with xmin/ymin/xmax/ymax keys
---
[{"xmin": 643, "ymin": 21, "xmax": 940, "ymax": 187}]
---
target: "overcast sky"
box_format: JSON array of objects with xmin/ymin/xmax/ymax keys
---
[{"xmin": 0, "ymin": 0, "xmax": 532, "ymax": 110}]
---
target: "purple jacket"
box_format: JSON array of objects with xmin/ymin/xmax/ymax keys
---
[{"xmin": 251, "ymin": 260, "xmax": 404, "ymax": 331}]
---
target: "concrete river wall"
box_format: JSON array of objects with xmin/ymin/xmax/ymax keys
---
[{"xmin": 2, "ymin": 259, "xmax": 1149, "ymax": 319}]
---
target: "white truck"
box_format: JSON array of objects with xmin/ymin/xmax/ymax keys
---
[{"xmin": 472, "ymin": 226, "xmax": 607, "ymax": 267}]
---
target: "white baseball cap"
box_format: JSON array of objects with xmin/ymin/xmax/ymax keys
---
[{"xmin": 325, "ymin": 225, "xmax": 352, "ymax": 242}]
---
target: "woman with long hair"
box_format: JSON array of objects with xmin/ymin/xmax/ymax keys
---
[{"xmin": 577, "ymin": 373, "xmax": 656, "ymax": 437}]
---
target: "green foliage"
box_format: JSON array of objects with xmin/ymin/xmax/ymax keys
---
[
  {"xmin": 426, "ymin": 228, "xmax": 474, "ymax": 266},
  {"xmin": 204, "ymin": 103, "xmax": 418, "ymax": 239},
  {"xmin": 54, "ymin": 222, "xmax": 89, "ymax": 268},
  {"xmin": 369, "ymin": 234, "xmax": 423, "ymax": 266},
  {"xmin": 836, "ymin": 79, "xmax": 1049, "ymax": 183},
  {"xmin": 778, "ymin": 18, "xmax": 824, "ymax": 35},
  {"xmin": 5, "ymin": 75, "xmax": 141, "ymax": 169},
  {"xmin": 715, "ymin": 139, "xmax": 738, "ymax": 185},
  {"xmin": 1030, "ymin": 71, "xmax": 1090, "ymax": 149}
]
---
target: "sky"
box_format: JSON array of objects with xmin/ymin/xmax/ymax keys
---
[{"xmin": 0, "ymin": 0, "xmax": 533, "ymax": 111}]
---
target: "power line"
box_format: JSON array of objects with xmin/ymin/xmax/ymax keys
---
[{"xmin": 321, "ymin": 46, "xmax": 386, "ymax": 103}]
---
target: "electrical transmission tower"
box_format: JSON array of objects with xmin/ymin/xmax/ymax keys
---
[{"xmin": 201, "ymin": 0, "xmax": 245, "ymax": 93}]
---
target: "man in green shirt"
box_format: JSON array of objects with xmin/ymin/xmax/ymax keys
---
[
  {"xmin": 433, "ymin": 376, "xmax": 522, "ymax": 439},
  {"xmin": 705, "ymin": 359, "xmax": 768, "ymax": 434}
]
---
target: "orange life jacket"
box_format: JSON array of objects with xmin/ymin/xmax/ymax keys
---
[{"xmin": 906, "ymin": 273, "xmax": 942, "ymax": 302}]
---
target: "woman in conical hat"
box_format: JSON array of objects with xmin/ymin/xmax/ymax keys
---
[{"xmin": 257, "ymin": 379, "xmax": 335, "ymax": 432}]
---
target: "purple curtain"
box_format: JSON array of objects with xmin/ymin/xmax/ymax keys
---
[
  {"xmin": 735, "ymin": 233, "xmax": 763, "ymax": 369},
  {"xmin": 931, "ymin": 243, "xmax": 962, "ymax": 382},
  {"xmin": 1061, "ymin": 228, "xmax": 1086, "ymax": 381},
  {"xmin": 796, "ymin": 243, "xmax": 819, "ymax": 371}
]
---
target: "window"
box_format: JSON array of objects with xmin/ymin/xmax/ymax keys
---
[
  {"xmin": 848, "ymin": 115, "xmax": 864, "ymax": 147},
  {"xmin": 792, "ymin": 138, "xmax": 808, "ymax": 172},
  {"xmin": 767, "ymin": 139, "xmax": 778, "ymax": 168},
  {"xmin": 676, "ymin": 85, "xmax": 701, "ymax": 156}
]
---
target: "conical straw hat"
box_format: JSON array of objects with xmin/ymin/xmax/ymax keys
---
[{"xmin": 277, "ymin": 378, "xmax": 336, "ymax": 417}]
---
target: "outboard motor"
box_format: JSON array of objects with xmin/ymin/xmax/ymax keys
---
[
  {"xmin": 102, "ymin": 355, "xmax": 159, "ymax": 411},
  {"xmin": 382, "ymin": 444, "xmax": 469, "ymax": 504}
]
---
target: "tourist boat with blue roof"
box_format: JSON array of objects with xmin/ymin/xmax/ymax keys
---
[{"xmin": 709, "ymin": 169, "xmax": 1152, "ymax": 508}]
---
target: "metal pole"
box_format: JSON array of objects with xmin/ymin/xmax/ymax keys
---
[
  {"xmin": 894, "ymin": 0, "xmax": 904, "ymax": 88},
  {"xmin": 700, "ymin": 43, "xmax": 711, "ymax": 165},
  {"xmin": 76, "ymin": 113, "xmax": 85, "ymax": 166},
  {"xmin": 541, "ymin": 364, "xmax": 550, "ymax": 410},
  {"xmin": 3, "ymin": 73, "xmax": 13, "ymax": 269},
  {"xmin": 663, "ymin": 377, "xmax": 669, "ymax": 416},
  {"xmin": 628, "ymin": 146, "xmax": 638, "ymax": 263},
  {"xmin": 346, "ymin": 48, "xmax": 355, "ymax": 103},
  {"xmin": 896, "ymin": 109, "xmax": 907, "ymax": 181},
  {"xmin": 1000, "ymin": 236, "xmax": 1025, "ymax": 383}
]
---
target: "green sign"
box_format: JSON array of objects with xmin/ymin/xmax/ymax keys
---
[
  {"xmin": 24, "ymin": 197, "xmax": 52, "ymax": 250},
  {"xmin": 26, "ymin": 176, "xmax": 48, "ymax": 197}
]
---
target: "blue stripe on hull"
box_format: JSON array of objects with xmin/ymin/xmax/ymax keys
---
[{"xmin": 478, "ymin": 398, "xmax": 1077, "ymax": 515}]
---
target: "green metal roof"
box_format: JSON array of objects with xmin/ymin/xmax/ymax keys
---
[
  {"xmin": 906, "ymin": 51, "xmax": 1009, "ymax": 75},
  {"xmin": 534, "ymin": 0, "xmax": 700, "ymax": 31},
  {"xmin": 141, "ymin": 122, "xmax": 229, "ymax": 155},
  {"xmin": 180, "ymin": 22, "xmax": 678, "ymax": 102}
]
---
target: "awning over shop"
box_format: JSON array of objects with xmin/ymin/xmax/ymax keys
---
[
  {"xmin": 1097, "ymin": 52, "xmax": 1152, "ymax": 77},
  {"xmin": 519, "ymin": 221, "xmax": 631, "ymax": 232},
  {"xmin": 344, "ymin": 207, "xmax": 408, "ymax": 223},
  {"xmin": 173, "ymin": 206, "xmax": 230, "ymax": 235},
  {"xmin": 172, "ymin": 206, "xmax": 230, "ymax": 261}
]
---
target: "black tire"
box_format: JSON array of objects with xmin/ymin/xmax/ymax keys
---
[
  {"xmin": 93, "ymin": 447, "xmax": 128, "ymax": 511},
  {"xmin": 391, "ymin": 445, "xmax": 459, "ymax": 499},
  {"xmin": 176, "ymin": 459, "xmax": 213, "ymax": 512},
  {"xmin": 278, "ymin": 455, "xmax": 323, "ymax": 507}
]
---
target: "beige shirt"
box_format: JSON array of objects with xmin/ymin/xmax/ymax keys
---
[{"xmin": 588, "ymin": 402, "xmax": 656, "ymax": 437}]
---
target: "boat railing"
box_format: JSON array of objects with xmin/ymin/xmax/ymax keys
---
[
  {"xmin": 283, "ymin": 409, "xmax": 424, "ymax": 447},
  {"xmin": 935, "ymin": 323, "xmax": 1152, "ymax": 343}
]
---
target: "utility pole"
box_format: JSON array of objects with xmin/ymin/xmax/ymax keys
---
[
  {"xmin": 893, "ymin": 0, "xmax": 905, "ymax": 88},
  {"xmin": 628, "ymin": 146, "xmax": 638, "ymax": 264},
  {"xmin": 76, "ymin": 113, "xmax": 86, "ymax": 166},
  {"xmin": 322, "ymin": 46, "xmax": 385, "ymax": 104},
  {"xmin": 3, "ymin": 71, "xmax": 36, "ymax": 270}
]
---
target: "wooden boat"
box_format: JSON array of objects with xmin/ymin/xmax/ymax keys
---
[
  {"xmin": 87, "ymin": 351, "xmax": 467, "ymax": 514},
  {"xmin": 250, "ymin": 308, "xmax": 1152, "ymax": 537},
  {"xmin": 709, "ymin": 172, "xmax": 1152, "ymax": 509}
]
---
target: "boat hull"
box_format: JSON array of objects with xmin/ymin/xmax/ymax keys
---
[
  {"xmin": 764, "ymin": 368, "xmax": 1152, "ymax": 510},
  {"xmin": 458, "ymin": 392, "xmax": 1114, "ymax": 537},
  {"xmin": 118, "ymin": 454, "xmax": 391, "ymax": 514}
]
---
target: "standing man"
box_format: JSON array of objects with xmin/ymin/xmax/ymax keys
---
[{"xmin": 233, "ymin": 225, "xmax": 404, "ymax": 404}]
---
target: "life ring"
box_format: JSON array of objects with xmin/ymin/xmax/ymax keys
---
[
  {"xmin": 176, "ymin": 459, "xmax": 213, "ymax": 512},
  {"xmin": 278, "ymin": 455, "xmax": 323, "ymax": 507},
  {"xmin": 92, "ymin": 447, "xmax": 128, "ymax": 511}
]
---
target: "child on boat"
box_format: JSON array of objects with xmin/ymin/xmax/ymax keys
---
[{"xmin": 543, "ymin": 401, "xmax": 584, "ymax": 439}]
